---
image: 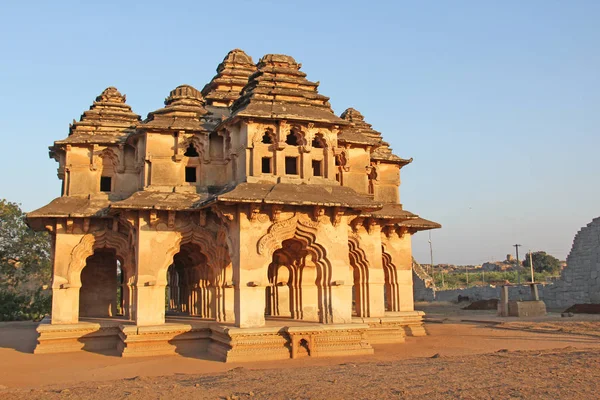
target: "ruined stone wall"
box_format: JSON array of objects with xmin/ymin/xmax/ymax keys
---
[
  {"xmin": 543, "ymin": 217, "xmax": 600, "ymax": 309},
  {"xmin": 412, "ymin": 258, "xmax": 435, "ymax": 302}
]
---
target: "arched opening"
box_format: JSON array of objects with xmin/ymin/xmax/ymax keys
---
[
  {"xmin": 311, "ymin": 134, "xmax": 325, "ymax": 149},
  {"xmin": 165, "ymin": 243, "xmax": 215, "ymax": 319},
  {"xmin": 382, "ymin": 248, "xmax": 399, "ymax": 312},
  {"xmin": 209, "ymin": 132, "xmax": 224, "ymax": 159},
  {"xmin": 261, "ymin": 131, "xmax": 273, "ymax": 144},
  {"xmin": 348, "ymin": 241, "xmax": 370, "ymax": 317},
  {"xmin": 265, "ymin": 238, "xmax": 324, "ymax": 322},
  {"xmin": 79, "ymin": 249, "xmax": 122, "ymax": 318},
  {"xmin": 184, "ymin": 144, "xmax": 199, "ymax": 157},
  {"xmin": 286, "ymin": 131, "xmax": 300, "ymax": 146}
]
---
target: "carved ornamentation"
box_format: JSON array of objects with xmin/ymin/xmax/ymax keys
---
[
  {"xmin": 67, "ymin": 229, "xmax": 132, "ymax": 286},
  {"xmin": 332, "ymin": 207, "xmax": 344, "ymax": 227}
]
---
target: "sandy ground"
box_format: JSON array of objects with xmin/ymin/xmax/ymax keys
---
[{"xmin": 2, "ymin": 309, "xmax": 600, "ymax": 399}]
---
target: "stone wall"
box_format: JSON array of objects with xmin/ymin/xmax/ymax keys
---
[
  {"xmin": 433, "ymin": 284, "xmax": 542, "ymax": 303},
  {"xmin": 542, "ymin": 217, "xmax": 600, "ymax": 309},
  {"xmin": 412, "ymin": 258, "xmax": 435, "ymax": 301}
]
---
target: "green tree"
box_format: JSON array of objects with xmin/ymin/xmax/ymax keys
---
[
  {"xmin": 0, "ymin": 199, "xmax": 52, "ymax": 320},
  {"xmin": 521, "ymin": 251, "xmax": 561, "ymax": 274}
]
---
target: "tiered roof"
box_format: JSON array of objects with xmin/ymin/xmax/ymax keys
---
[
  {"xmin": 228, "ymin": 54, "xmax": 347, "ymax": 125},
  {"xmin": 139, "ymin": 85, "xmax": 208, "ymax": 132},
  {"xmin": 338, "ymin": 108, "xmax": 411, "ymax": 165},
  {"xmin": 55, "ymin": 87, "xmax": 140, "ymax": 145},
  {"xmin": 201, "ymin": 49, "xmax": 256, "ymax": 108}
]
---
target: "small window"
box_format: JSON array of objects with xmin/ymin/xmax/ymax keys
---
[
  {"xmin": 262, "ymin": 132, "xmax": 272, "ymax": 144},
  {"xmin": 286, "ymin": 132, "xmax": 299, "ymax": 146},
  {"xmin": 100, "ymin": 176, "xmax": 112, "ymax": 192},
  {"xmin": 184, "ymin": 144, "xmax": 199, "ymax": 157},
  {"xmin": 312, "ymin": 160, "xmax": 322, "ymax": 177},
  {"xmin": 185, "ymin": 167, "xmax": 197, "ymax": 183},
  {"xmin": 285, "ymin": 157, "xmax": 298, "ymax": 175},
  {"xmin": 312, "ymin": 136, "xmax": 324, "ymax": 148},
  {"xmin": 262, "ymin": 157, "xmax": 272, "ymax": 174}
]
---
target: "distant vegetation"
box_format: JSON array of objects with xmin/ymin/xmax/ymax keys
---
[
  {"xmin": 0, "ymin": 199, "xmax": 51, "ymax": 321},
  {"xmin": 433, "ymin": 270, "xmax": 557, "ymax": 290},
  {"xmin": 521, "ymin": 251, "xmax": 562, "ymax": 274}
]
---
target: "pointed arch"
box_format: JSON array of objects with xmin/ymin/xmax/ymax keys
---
[
  {"xmin": 257, "ymin": 214, "xmax": 334, "ymax": 323},
  {"xmin": 381, "ymin": 244, "xmax": 400, "ymax": 312},
  {"xmin": 68, "ymin": 229, "xmax": 132, "ymax": 287},
  {"xmin": 348, "ymin": 237, "xmax": 370, "ymax": 317}
]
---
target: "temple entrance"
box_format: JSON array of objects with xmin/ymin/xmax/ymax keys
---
[
  {"xmin": 265, "ymin": 238, "xmax": 321, "ymax": 322},
  {"xmin": 165, "ymin": 243, "xmax": 214, "ymax": 319},
  {"xmin": 79, "ymin": 249, "xmax": 122, "ymax": 318}
]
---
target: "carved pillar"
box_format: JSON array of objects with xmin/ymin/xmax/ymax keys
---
[
  {"xmin": 133, "ymin": 214, "xmax": 180, "ymax": 326},
  {"xmin": 231, "ymin": 209, "xmax": 270, "ymax": 328},
  {"xmin": 51, "ymin": 231, "xmax": 85, "ymax": 324}
]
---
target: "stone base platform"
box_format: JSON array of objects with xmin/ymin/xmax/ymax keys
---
[
  {"xmin": 35, "ymin": 313, "xmax": 426, "ymax": 361},
  {"xmin": 507, "ymin": 301, "xmax": 547, "ymax": 317},
  {"xmin": 35, "ymin": 317, "xmax": 121, "ymax": 354}
]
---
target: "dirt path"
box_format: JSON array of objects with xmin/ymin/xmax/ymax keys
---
[
  {"xmin": 3, "ymin": 347, "xmax": 600, "ymax": 399},
  {"xmin": 2, "ymin": 321, "xmax": 600, "ymax": 398}
]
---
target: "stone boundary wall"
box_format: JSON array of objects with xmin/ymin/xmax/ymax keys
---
[
  {"xmin": 542, "ymin": 217, "xmax": 600, "ymax": 309},
  {"xmin": 433, "ymin": 285, "xmax": 543, "ymax": 303},
  {"xmin": 413, "ymin": 217, "xmax": 600, "ymax": 309},
  {"xmin": 412, "ymin": 258, "xmax": 435, "ymax": 302}
]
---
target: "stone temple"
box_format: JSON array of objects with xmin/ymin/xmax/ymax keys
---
[{"xmin": 27, "ymin": 50, "xmax": 440, "ymax": 360}]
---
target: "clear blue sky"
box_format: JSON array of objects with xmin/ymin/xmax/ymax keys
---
[{"xmin": 1, "ymin": 1, "xmax": 598, "ymax": 265}]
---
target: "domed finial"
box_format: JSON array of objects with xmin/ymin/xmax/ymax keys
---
[
  {"xmin": 340, "ymin": 108, "xmax": 365, "ymax": 122},
  {"xmin": 164, "ymin": 84, "xmax": 204, "ymax": 106},
  {"xmin": 96, "ymin": 87, "xmax": 126, "ymax": 103},
  {"xmin": 222, "ymin": 49, "xmax": 254, "ymax": 65},
  {"xmin": 258, "ymin": 54, "xmax": 300, "ymax": 69}
]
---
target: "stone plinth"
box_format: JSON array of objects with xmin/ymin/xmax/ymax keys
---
[
  {"xmin": 119, "ymin": 322, "xmax": 211, "ymax": 357},
  {"xmin": 286, "ymin": 324, "xmax": 373, "ymax": 359},
  {"xmin": 35, "ymin": 317, "xmax": 120, "ymax": 354},
  {"xmin": 209, "ymin": 326, "xmax": 291, "ymax": 362},
  {"xmin": 383, "ymin": 311, "xmax": 427, "ymax": 337},
  {"xmin": 507, "ymin": 301, "xmax": 547, "ymax": 317}
]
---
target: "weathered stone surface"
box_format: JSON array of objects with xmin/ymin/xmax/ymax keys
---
[{"xmin": 543, "ymin": 217, "xmax": 600, "ymax": 309}]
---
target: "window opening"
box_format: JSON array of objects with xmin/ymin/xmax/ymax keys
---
[
  {"xmin": 262, "ymin": 157, "xmax": 272, "ymax": 174},
  {"xmin": 312, "ymin": 160, "xmax": 322, "ymax": 177},
  {"xmin": 285, "ymin": 157, "xmax": 298, "ymax": 175},
  {"xmin": 262, "ymin": 132, "xmax": 273, "ymax": 144},
  {"xmin": 184, "ymin": 144, "xmax": 199, "ymax": 157},
  {"xmin": 312, "ymin": 136, "xmax": 324, "ymax": 148},
  {"xmin": 286, "ymin": 132, "xmax": 299, "ymax": 146},
  {"xmin": 185, "ymin": 167, "xmax": 197, "ymax": 183},
  {"xmin": 100, "ymin": 176, "xmax": 112, "ymax": 192}
]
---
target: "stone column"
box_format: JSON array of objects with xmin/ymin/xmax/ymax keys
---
[
  {"xmin": 51, "ymin": 231, "xmax": 85, "ymax": 324},
  {"xmin": 321, "ymin": 220, "xmax": 353, "ymax": 324},
  {"xmin": 230, "ymin": 209, "xmax": 271, "ymax": 328},
  {"xmin": 133, "ymin": 214, "xmax": 181, "ymax": 326}
]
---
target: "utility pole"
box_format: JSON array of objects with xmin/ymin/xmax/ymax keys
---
[
  {"xmin": 513, "ymin": 244, "xmax": 522, "ymax": 284},
  {"xmin": 529, "ymin": 250, "xmax": 534, "ymax": 283},
  {"xmin": 428, "ymin": 231, "xmax": 434, "ymax": 276},
  {"xmin": 465, "ymin": 265, "xmax": 469, "ymax": 287}
]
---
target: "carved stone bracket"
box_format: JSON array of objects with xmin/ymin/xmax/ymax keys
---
[
  {"xmin": 212, "ymin": 205, "xmax": 236, "ymax": 226},
  {"xmin": 331, "ymin": 207, "xmax": 345, "ymax": 227},
  {"xmin": 271, "ymin": 204, "xmax": 283, "ymax": 222}
]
